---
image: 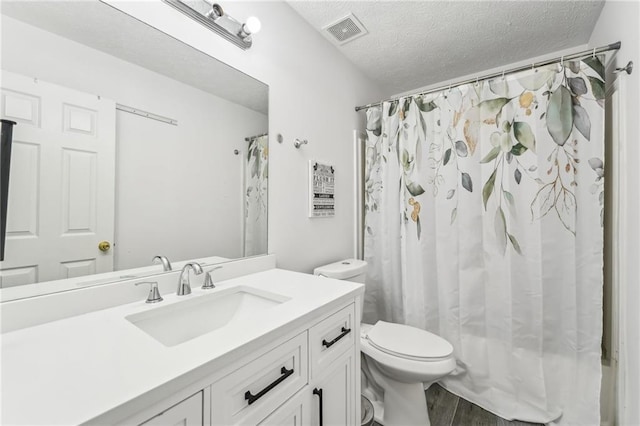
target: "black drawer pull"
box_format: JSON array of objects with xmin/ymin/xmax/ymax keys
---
[
  {"xmin": 244, "ymin": 366, "xmax": 294, "ymax": 405},
  {"xmin": 322, "ymin": 326, "xmax": 351, "ymax": 349},
  {"xmin": 313, "ymin": 387, "xmax": 323, "ymax": 426}
]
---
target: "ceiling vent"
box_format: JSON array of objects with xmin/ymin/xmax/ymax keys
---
[{"xmin": 323, "ymin": 13, "xmax": 368, "ymax": 45}]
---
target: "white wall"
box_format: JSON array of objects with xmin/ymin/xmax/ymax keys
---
[
  {"xmin": 1, "ymin": 16, "xmax": 268, "ymax": 269},
  {"xmin": 589, "ymin": 2, "xmax": 640, "ymax": 425},
  {"xmin": 104, "ymin": 0, "xmax": 386, "ymax": 274}
]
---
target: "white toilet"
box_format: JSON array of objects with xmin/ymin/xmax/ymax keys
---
[{"xmin": 314, "ymin": 259, "xmax": 456, "ymax": 426}]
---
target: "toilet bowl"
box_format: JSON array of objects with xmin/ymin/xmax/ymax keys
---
[
  {"xmin": 360, "ymin": 322, "xmax": 456, "ymax": 425},
  {"xmin": 314, "ymin": 259, "xmax": 457, "ymax": 426}
]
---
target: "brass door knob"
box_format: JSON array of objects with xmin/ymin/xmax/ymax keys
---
[{"xmin": 98, "ymin": 241, "xmax": 111, "ymax": 252}]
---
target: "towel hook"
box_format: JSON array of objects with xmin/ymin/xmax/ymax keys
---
[{"xmin": 294, "ymin": 138, "xmax": 308, "ymax": 149}]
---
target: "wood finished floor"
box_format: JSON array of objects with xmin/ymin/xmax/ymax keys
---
[{"xmin": 373, "ymin": 384, "xmax": 543, "ymax": 426}]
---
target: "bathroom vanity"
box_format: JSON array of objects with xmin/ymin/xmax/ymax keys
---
[{"xmin": 0, "ymin": 256, "xmax": 364, "ymax": 425}]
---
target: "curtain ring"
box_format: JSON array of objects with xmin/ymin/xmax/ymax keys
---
[
  {"xmin": 476, "ymin": 77, "xmax": 479, "ymax": 86},
  {"xmin": 502, "ymin": 70, "xmax": 505, "ymax": 80},
  {"xmin": 593, "ymin": 47, "xmax": 596, "ymax": 59},
  {"xmin": 560, "ymin": 56, "xmax": 564, "ymax": 67}
]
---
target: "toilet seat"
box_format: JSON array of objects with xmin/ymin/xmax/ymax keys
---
[{"xmin": 365, "ymin": 321, "xmax": 453, "ymax": 361}]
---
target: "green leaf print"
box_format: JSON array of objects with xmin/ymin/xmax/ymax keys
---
[
  {"xmin": 508, "ymin": 233, "xmax": 522, "ymax": 255},
  {"xmin": 588, "ymin": 77, "xmax": 605, "ymax": 100},
  {"xmin": 572, "ymin": 104, "xmax": 591, "ymax": 140},
  {"xmin": 461, "ymin": 172, "xmax": 473, "ymax": 192},
  {"xmin": 406, "ymin": 181, "xmax": 425, "ymax": 197},
  {"xmin": 495, "ymin": 207, "xmax": 507, "ymax": 255},
  {"xmin": 568, "ymin": 77, "xmax": 588, "ymax": 96},
  {"xmin": 510, "ymin": 143, "xmax": 528, "ymax": 156},
  {"xmin": 513, "ymin": 122, "xmax": 536, "ymax": 153},
  {"xmin": 473, "ymin": 98, "xmax": 510, "ymax": 122},
  {"xmin": 481, "ymin": 146, "xmax": 501, "ymax": 164},
  {"xmin": 483, "ymin": 169, "xmax": 497, "ymax": 210},
  {"xmin": 584, "ymin": 56, "xmax": 605, "ymax": 80},
  {"xmin": 547, "ymin": 86, "xmax": 573, "ymax": 146},
  {"xmin": 443, "ymin": 148, "xmax": 452, "ymax": 166}
]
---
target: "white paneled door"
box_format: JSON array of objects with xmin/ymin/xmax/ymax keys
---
[{"xmin": 0, "ymin": 71, "xmax": 115, "ymax": 287}]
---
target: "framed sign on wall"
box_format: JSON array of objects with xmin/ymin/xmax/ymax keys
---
[{"xmin": 309, "ymin": 161, "xmax": 334, "ymax": 218}]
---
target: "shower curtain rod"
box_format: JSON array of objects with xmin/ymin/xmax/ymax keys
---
[
  {"xmin": 355, "ymin": 41, "xmax": 621, "ymax": 112},
  {"xmin": 245, "ymin": 132, "xmax": 268, "ymax": 142}
]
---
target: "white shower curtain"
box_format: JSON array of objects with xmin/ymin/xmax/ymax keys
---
[
  {"xmin": 244, "ymin": 134, "xmax": 268, "ymax": 257},
  {"xmin": 363, "ymin": 58, "xmax": 605, "ymax": 425}
]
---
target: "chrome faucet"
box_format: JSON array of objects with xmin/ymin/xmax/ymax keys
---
[
  {"xmin": 152, "ymin": 255, "xmax": 172, "ymax": 271},
  {"xmin": 177, "ymin": 262, "xmax": 203, "ymax": 296}
]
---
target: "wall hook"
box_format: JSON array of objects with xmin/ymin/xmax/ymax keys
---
[
  {"xmin": 294, "ymin": 138, "xmax": 308, "ymax": 149},
  {"xmin": 614, "ymin": 61, "xmax": 633, "ymax": 75}
]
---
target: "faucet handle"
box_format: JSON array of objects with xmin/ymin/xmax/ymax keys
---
[
  {"xmin": 202, "ymin": 266, "xmax": 223, "ymax": 290},
  {"xmin": 135, "ymin": 281, "xmax": 163, "ymax": 303}
]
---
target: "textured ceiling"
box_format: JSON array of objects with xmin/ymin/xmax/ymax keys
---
[
  {"xmin": 1, "ymin": 1, "xmax": 268, "ymax": 114},
  {"xmin": 288, "ymin": 0, "xmax": 605, "ymax": 96}
]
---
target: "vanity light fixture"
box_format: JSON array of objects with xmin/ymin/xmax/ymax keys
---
[{"xmin": 163, "ymin": 0, "xmax": 261, "ymax": 50}]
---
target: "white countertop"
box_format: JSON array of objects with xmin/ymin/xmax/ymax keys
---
[{"xmin": 0, "ymin": 269, "xmax": 364, "ymax": 425}]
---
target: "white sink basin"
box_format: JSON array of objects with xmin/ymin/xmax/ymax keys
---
[{"xmin": 126, "ymin": 286, "xmax": 290, "ymax": 347}]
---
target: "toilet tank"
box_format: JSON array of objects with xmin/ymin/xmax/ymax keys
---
[{"xmin": 313, "ymin": 259, "xmax": 367, "ymax": 283}]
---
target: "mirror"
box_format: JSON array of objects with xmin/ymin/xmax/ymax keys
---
[{"xmin": 0, "ymin": 1, "xmax": 268, "ymax": 295}]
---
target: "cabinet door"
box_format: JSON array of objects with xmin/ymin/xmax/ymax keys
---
[
  {"xmin": 258, "ymin": 391, "xmax": 310, "ymax": 426},
  {"xmin": 210, "ymin": 332, "xmax": 308, "ymax": 425},
  {"xmin": 310, "ymin": 351, "xmax": 355, "ymax": 426},
  {"xmin": 140, "ymin": 391, "xmax": 203, "ymax": 426}
]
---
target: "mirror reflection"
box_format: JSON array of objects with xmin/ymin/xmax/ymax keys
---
[{"xmin": 0, "ymin": 1, "xmax": 268, "ymax": 290}]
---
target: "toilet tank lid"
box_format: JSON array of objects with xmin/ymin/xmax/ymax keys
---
[{"xmin": 313, "ymin": 259, "xmax": 367, "ymax": 279}]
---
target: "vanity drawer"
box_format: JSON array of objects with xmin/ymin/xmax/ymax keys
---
[
  {"xmin": 309, "ymin": 303, "xmax": 356, "ymax": 377},
  {"xmin": 210, "ymin": 332, "xmax": 308, "ymax": 425}
]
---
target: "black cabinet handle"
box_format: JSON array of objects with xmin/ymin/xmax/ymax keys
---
[
  {"xmin": 313, "ymin": 387, "xmax": 323, "ymax": 426},
  {"xmin": 322, "ymin": 326, "xmax": 351, "ymax": 348},
  {"xmin": 244, "ymin": 366, "xmax": 294, "ymax": 405}
]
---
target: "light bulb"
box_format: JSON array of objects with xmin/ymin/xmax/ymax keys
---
[{"xmin": 244, "ymin": 16, "xmax": 261, "ymax": 34}]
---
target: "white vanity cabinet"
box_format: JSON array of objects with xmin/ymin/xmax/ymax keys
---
[
  {"xmin": 308, "ymin": 304, "xmax": 357, "ymax": 426},
  {"xmin": 134, "ymin": 302, "xmax": 358, "ymax": 426},
  {"xmin": 210, "ymin": 332, "xmax": 309, "ymax": 425},
  {"xmin": 139, "ymin": 391, "xmax": 204, "ymax": 426},
  {"xmin": 209, "ymin": 302, "xmax": 358, "ymax": 426}
]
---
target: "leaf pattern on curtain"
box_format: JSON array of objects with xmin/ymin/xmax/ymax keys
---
[
  {"xmin": 244, "ymin": 134, "xmax": 268, "ymax": 257},
  {"xmin": 363, "ymin": 57, "xmax": 606, "ymax": 424},
  {"xmin": 365, "ymin": 57, "xmax": 605, "ymax": 255}
]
